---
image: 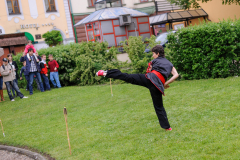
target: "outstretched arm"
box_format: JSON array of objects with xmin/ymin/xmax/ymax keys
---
[{"xmin": 164, "ymin": 67, "xmax": 179, "ymax": 89}]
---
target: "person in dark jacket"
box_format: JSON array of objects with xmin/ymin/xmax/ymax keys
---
[
  {"xmin": 20, "ymin": 48, "xmax": 44, "ymax": 95},
  {"xmin": 0, "ymin": 56, "xmax": 4, "ymax": 102},
  {"xmin": 7, "ymin": 54, "xmax": 19, "ymax": 98},
  {"xmin": 20, "ymin": 61, "xmax": 29, "ymax": 91},
  {"xmin": 96, "ymin": 45, "xmax": 179, "ymax": 131}
]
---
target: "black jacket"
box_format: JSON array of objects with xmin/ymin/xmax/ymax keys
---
[
  {"xmin": 20, "ymin": 55, "xmax": 42, "ymax": 76},
  {"xmin": 146, "ymin": 57, "xmax": 173, "ymax": 95},
  {"xmin": 8, "ymin": 61, "xmax": 19, "ymax": 80}
]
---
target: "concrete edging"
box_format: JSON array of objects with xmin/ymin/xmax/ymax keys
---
[{"xmin": 0, "ymin": 145, "xmax": 47, "ymax": 160}]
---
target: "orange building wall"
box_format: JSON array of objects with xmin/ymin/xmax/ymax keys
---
[
  {"xmin": 198, "ymin": 1, "xmax": 240, "ymax": 22},
  {"xmin": 188, "ymin": 17, "xmax": 206, "ymax": 26}
]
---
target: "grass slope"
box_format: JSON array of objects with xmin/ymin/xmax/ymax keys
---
[{"xmin": 0, "ymin": 77, "xmax": 239, "ymax": 160}]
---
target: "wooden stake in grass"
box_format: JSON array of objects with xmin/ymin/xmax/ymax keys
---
[
  {"xmin": 63, "ymin": 107, "xmax": 71, "ymax": 155},
  {"xmin": 0, "ymin": 119, "xmax": 5, "ymax": 137},
  {"xmin": 110, "ymin": 78, "xmax": 113, "ymax": 97}
]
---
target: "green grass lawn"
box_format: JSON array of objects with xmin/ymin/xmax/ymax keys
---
[{"xmin": 0, "ymin": 77, "xmax": 240, "ymax": 160}]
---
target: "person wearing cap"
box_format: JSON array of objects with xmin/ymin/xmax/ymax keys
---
[{"xmin": 0, "ymin": 58, "xmax": 28, "ymax": 101}]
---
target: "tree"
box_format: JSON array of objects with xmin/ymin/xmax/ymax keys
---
[
  {"xmin": 42, "ymin": 30, "xmax": 63, "ymax": 46},
  {"xmin": 168, "ymin": 0, "xmax": 240, "ymax": 10}
]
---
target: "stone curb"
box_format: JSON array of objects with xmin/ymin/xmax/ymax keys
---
[{"xmin": 0, "ymin": 145, "xmax": 47, "ymax": 160}]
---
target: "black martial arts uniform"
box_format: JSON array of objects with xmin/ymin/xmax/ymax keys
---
[{"xmin": 106, "ymin": 57, "xmax": 173, "ymax": 129}]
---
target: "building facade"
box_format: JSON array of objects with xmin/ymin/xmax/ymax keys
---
[
  {"xmin": 69, "ymin": 0, "xmax": 161, "ymax": 43},
  {"xmin": 0, "ymin": 0, "xmax": 75, "ymax": 54}
]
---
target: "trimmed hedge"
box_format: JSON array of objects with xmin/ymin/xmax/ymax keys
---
[
  {"xmin": 121, "ymin": 35, "xmax": 157, "ymax": 74},
  {"xmin": 13, "ymin": 42, "xmax": 121, "ymax": 88},
  {"xmin": 166, "ymin": 19, "xmax": 240, "ymax": 80}
]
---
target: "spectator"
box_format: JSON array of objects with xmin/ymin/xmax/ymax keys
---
[
  {"xmin": 0, "ymin": 58, "xmax": 28, "ymax": 101},
  {"xmin": 20, "ymin": 61, "xmax": 29, "ymax": 91},
  {"xmin": 0, "ymin": 59, "xmax": 4, "ymax": 102},
  {"xmin": 7, "ymin": 54, "xmax": 19, "ymax": 98},
  {"xmin": 48, "ymin": 54, "xmax": 61, "ymax": 88},
  {"xmin": 34, "ymin": 76, "xmax": 41, "ymax": 91},
  {"xmin": 20, "ymin": 48, "xmax": 44, "ymax": 95},
  {"xmin": 24, "ymin": 40, "xmax": 39, "ymax": 62},
  {"xmin": 20, "ymin": 62, "xmax": 40, "ymax": 91},
  {"xmin": 40, "ymin": 55, "xmax": 51, "ymax": 91}
]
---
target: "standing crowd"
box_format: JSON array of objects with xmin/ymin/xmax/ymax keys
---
[{"xmin": 0, "ymin": 41, "xmax": 62, "ymax": 102}]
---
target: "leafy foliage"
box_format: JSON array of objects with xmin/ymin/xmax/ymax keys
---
[
  {"xmin": 70, "ymin": 42, "xmax": 121, "ymax": 86},
  {"xmin": 42, "ymin": 30, "xmax": 63, "ymax": 46},
  {"xmin": 166, "ymin": 18, "xmax": 240, "ymax": 80},
  {"xmin": 120, "ymin": 36, "xmax": 156, "ymax": 74},
  {"xmin": 168, "ymin": 0, "xmax": 240, "ymax": 10},
  {"xmin": 13, "ymin": 42, "xmax": 121, "ymax": 87}
]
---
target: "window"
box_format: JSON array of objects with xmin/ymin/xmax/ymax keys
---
[
  {"xmin": 86, "ymin": 22, "xmax": 101, "ymax": 42},
  {"xmin": 44, "ymin": 0, "xmax": 57, "ymax": 12},
  {"xmin": 7, "ymin": 0, "xmax": 20, "ymax": 14},
  {"xmin": 88, "ymin": 0, "xmax": 96, "ymax": 7},
  {"xmin": 140, "ymin": 0, "xmax": 149, "ymax": 2}
]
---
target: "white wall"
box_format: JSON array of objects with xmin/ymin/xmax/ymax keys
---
[
  {"xmin": 71, "ymin": 0, "xmax": 95, "ymax": 14},
  {"xmin": 71, "ymin": 0, "xmax": 154, "ymax": 14}
]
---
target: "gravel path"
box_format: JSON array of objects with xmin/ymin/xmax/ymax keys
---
[
  {"xmin": 117, "ymin": 53, "xmax": 131, "ymax": 62},
  {"xmin": 0, "ymin": 150, "xmax": 34, "ymax": 160}
]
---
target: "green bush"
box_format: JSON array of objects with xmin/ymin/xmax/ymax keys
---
[
  {"xmin": 70, "ymin": 42, "xmax": 121, "ymax": 86},
  {"xmin": 13, "ymin": 41, "xmax": 121, "ymax": 87},
  {"xmin": 166, "ymin": 19, "xmax": 240, "ymax": 80},
  {"xmin": 13, "ymin": 54, "xmax": 39, "ymax": 89},
  {"xmin": 121, "ymin": 36, "xmax": 156, "ymax": 74},
  {"xmin": 42, "ymin": 30, "xmax": 63, "ymax": 46}
]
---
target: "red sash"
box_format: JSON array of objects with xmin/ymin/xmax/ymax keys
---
[{"xmin": 151, "ymin": 70, "xmax": 166, "ymax": 85}]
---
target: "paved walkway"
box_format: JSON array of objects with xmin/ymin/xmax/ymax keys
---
[
  {"xmin": 0, "ymin": 150, "xmax": 34, "ymax": 160},
  {"xmin": 0, "ymin": 145, "xmax": 46, "ymax": 160},
  {"xmin": 117, "ymin": 53, "xmax": 131, "ymax": 63}
]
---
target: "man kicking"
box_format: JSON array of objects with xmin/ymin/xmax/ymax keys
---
[{"xmin": 96, "ymin": 45, "xmax": 179, "ymax": 131}]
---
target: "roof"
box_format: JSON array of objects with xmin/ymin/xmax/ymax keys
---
[
  {"xmin": 96, "ymin": 0, "xmax": 120, "ymax": 3},
  {"xmin": 155, "ymin": 0, "xmax": 182, "ymax": 12},
  {"xmin": 0, "ymin": 33, "xmax": 27, "ymax": 47},
  {"xmin": 149, "ymin": 9, "xmax": 208, "ymax": 25},
  {"xmin": 74, "ymin": 7, "xmax": 148, "ymax": 27},
  {"xmin": 134, "ymin": 6, "xmax": 155, "ymax": 15}
]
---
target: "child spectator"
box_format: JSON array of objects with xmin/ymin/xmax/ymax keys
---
[
  {"xmin": 0, "ymin": 58, "xmax": 28, "ymax": 101},
  {"xmin": 24, "ymin": 40, "xmax": 39, "ymax": 62},
  {"xmin": 20, "ymin": 61, "xmax": 29, "ymax": 91},
  {"xmin": 40, "ymin": 55, "xmax": 51, "ymax": 91},
  {"xmin": 48, "ymin": 54, "xmax": 61, "ymax": 88}
]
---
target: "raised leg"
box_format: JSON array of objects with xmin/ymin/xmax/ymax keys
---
[{"xmin": 106, "ymin": 69, "xmax": 151, "ymax": 88}]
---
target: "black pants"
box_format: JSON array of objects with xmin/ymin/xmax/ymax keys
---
[{"xmin": 106, "ymin": 69, "xmax": 170, "ymax": 129}]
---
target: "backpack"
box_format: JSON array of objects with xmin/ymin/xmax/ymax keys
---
[
  {"xmin": 1, "ymin": 64, "xmax": 13, "ymax": 70},
  {"xmin": 40, "ymin": 62, "xmax": 45, "ymax": 69},
  {"xmin": 1, "ymin": 64, "xmax": 13, "ymax": 77}
]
